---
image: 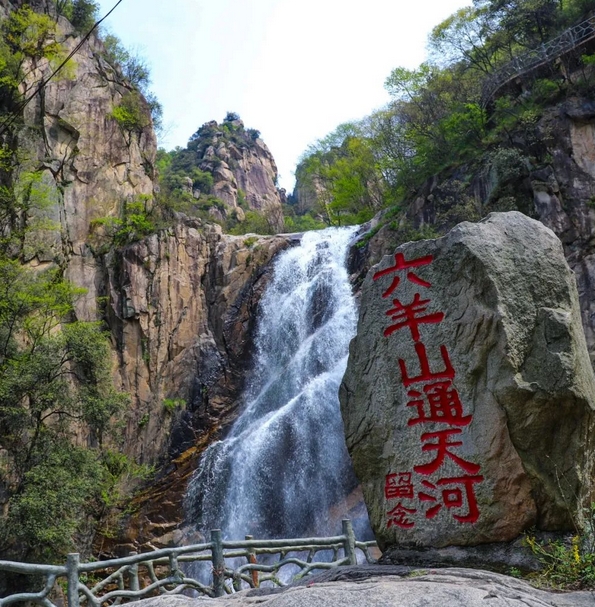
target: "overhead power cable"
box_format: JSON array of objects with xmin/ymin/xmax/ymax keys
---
[{"xmin": 0, "ymin": 0, "xmax": 125, "ymax": 138}]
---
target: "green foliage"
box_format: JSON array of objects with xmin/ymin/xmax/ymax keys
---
[
  {"xmin": 102, "ymin": 34, "xmax": 150, "ymax": 90},
  {"xmin": 101, "ymin": 34, "xmax": 162, "ymax": 133},
  {"xmin": 5, "ymin": 443, "xmax": 104, "ymax": 560},
  {"xmin": 0, "ymin": 6, "xmax": 68, "ymax": 117},
  {"xmin": 228, "ymin": 210, "xmax": 276, "ymax": 235},
  {"xmin": 109, "ymin": 91, "xmax": 151, "ymax": 133},
  {"xmin": 297, "ymin": 124, "xmax": 385, "ymax": 226},
  {"xmin": 90, "ymin": 195, "xmax": 157, "ymax": 249},
  {"xmin": 525, "ymin": 523, "xmax": 595, "ymax": 589},
  {"xmin": 158, "ymin": 114, "xmax": 273, "ymax": 230},
  {"xmin": 283, "ymin": 212, "xmax": 326, "ymax": 233},
  {"xmin": 57, "ymin": 1, "xmax": 99, "ymax": 33},
  {"xmin": 0, "ymin": 261, "xmax": 129, "ymax": 560},
  {"xmin": 3, "ymin": 7, "xmax": 62, "ymax": 62},
  {"xmin": 297, "ymin": 0, "xmax": 595, "ymax": 215},
  {"xmin": 162, "ymin": 398, "xmax": 185, "ymax": 413},
  {"xmin": 402, "ymin": 223, "xmax": 440, "ymax": 242}
]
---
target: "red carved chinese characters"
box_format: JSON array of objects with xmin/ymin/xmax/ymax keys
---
[
  {"xmin": 373, "ymin": 252, "xmax": 433, "ymax": 298},
  {"xmin": 385, "ymin": 472, "xmax": 414, "ymax": 499},
  {"xmin": 407, "ymin": 381, "xmax": 472, "ymax": 427},
  {"xmin": 377, "ymin": 251, "xmax": 484, "ymax": 530},
  {"xmin": 384, "ymin": 293, "xmax": 444, "ymax": 340},
  {"xmin": 398, "ymin": 342, "xmax": 455, "ymax": 387},
  {"xmin": 418, "ymin": 476, "xmax": 484, "ymax": 523},
  {"xmin": 414, "ymin": 429, "xmax": 481, "ymax": 476},
  {"xmin": 386, "ymin": 503, "xmax": 416, "ymax": 529}
]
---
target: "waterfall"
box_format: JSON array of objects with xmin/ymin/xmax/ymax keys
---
[{"xmin": 185, "ymin": 227, "xmax": 369, "ymax": 541}]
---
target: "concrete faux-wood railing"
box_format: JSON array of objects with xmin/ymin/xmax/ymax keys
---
[
  {"xmin": 0, "ymin": 520, "xmax": 377, "ymax": 606},
  {"xmin": 481, "ymin": 14, "xmax": 595, "ymax": 107}
]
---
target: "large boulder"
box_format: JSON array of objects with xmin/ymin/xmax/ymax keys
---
[{"xmin": 340, "ymin": 212, "xmax": 595, "ymax": 550}]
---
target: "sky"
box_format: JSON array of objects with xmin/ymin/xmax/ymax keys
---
[{"xmin": 96, "ymin": 0, "xmax": 472, "ymax": 191}]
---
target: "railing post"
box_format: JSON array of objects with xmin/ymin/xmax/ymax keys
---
[
  {"xmin": 211, "ymin": 529, "xmax": 225, "ymax": 597},
  {"xmin": 128, "ymin": 551, "xmax": 140, "ymax": 593},
  {"xmin": 66, "ymin": 553, "xmax": 80, "ymax": 607},
  {"xmin": 245, "ymin": 534, "xmax": 259, "ymax": 588},
  {"xmin": 342, "ymin": 519, "xmax": 357, "ymax": 566}
]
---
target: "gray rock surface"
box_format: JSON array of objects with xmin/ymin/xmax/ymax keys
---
[
  {"xmin": 132, "ymin": 567, "xmax": 595, "ymax": 606},
  {"xmin": 340, "ymin": 212, "xmax": 595, "ymax": 550}
]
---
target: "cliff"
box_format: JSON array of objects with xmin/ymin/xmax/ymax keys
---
[
  {"xmin": 350, "ymin": 96, "xmax": 595, "ymax": 369},
  {"xmin": 159, "ymin": 116, "xmax": 286, "ymax": 233},
  {"xmin": 0, "ymin": 1, "xmax": 296, "ymax": 559}
]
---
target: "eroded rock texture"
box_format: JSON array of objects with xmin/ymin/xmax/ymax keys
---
[
  {"xmin": 340, "ymin": 212, "xmax": 595, "ymax": 550},
  {"xmin": 186, "ymin": 119, "xmax": 285, "ymax": 231},
  {"xmin": 0, "ymin": 0, "xmax": 157, "ymax": 319},
  {"xmin": 351, "ymin": 98, "xmax": 595, "ymax": 373},
  {"xmin": 131, "ymin": 567, "xmax": 594, "ymax": 607},
  {"xmin": 92, "ymin": 223, "xmax": 293, "ymax": 553}
]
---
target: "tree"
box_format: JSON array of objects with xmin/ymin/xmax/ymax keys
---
[
  {"xmin": 429, "ymin": 6, "xmax": 499, "ymax": 73},
  {"xmin": 297, "ymin": 122, "xmax": 385, "ymax": 225},
  {"xmin": 0, "ymin": 261, "xmax": 128, "ymax": 560}
]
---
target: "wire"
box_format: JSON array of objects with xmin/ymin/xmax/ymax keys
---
[{"xmin": 0, "ymin": 0, "xmax": 126, "ymax": 137}]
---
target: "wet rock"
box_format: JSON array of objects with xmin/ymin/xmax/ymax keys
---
[{"xmin": 340, "ymin": 212, "xmax": 595, "ymax": 551}]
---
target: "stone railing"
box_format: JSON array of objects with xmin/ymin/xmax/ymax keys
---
[
  {"xmin": 481, "ymin": 14, "xmax": 595, "ymax": 106},
  {"xmin": 0, "ymin": 520, "xmax": 377, "ymax": 607}
]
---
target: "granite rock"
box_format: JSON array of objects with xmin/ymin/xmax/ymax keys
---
[{"xmin": 340, "ymin": 212, "xmax": 595, "ymax": 549}]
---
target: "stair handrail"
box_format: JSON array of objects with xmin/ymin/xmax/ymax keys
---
[{"xmin": 481, "ymin": 14, "xmax": 595, "ymax": 106}]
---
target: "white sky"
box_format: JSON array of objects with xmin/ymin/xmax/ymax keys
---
[{"xmin": 96, "ymin": 0, "xmax": 472, "ymax": 190}]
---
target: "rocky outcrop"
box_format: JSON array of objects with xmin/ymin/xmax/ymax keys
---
[
  {"xmin": 352, "ymin": 97, "xmax": 595, "ymax": 372},
  {"xmin": 106, "ymin": 221, "xmax": 291, "ymax": 464},
  {"xmin": 179, "ymin": 119, "xmax": 285, "ymax": 231},
  {"xmin": 93, "ymin": 221, "xmax": 293, "ymax": 553},
  {"xmin": 0, "ymin": 3, "xmax": 298, "ymax": 554},
  {"xmin": 0, "ymin": 0, "xmax": 157, "ymax": 323},
  {"xmin": 130, "ymin": 566, "xmax": 595, "ymax": 607},
  {"xmin": 341, "ymin": 213, "xmax": 595, "ymax": 552},
  {"xmin": 292, "ymin": 162, "xmax": 324, "ymax": 214}
]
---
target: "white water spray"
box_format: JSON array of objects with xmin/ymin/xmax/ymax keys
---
[{"xmin": 185, "ymin": 227, "xmax": 368, "ymax": 541}]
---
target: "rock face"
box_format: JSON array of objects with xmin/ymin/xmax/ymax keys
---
[
  {"xmin": 178, "ymin": 119, "xmax": 285, "ymax": 231},
  {"xmin": 0, "ymin": 3, "xmax": 297, "ymax": 553},
  {"xmin": 106, "ymin": 222, "xmax": 291, "ymax": 465},
  {"xmin": 0, "ymin": 0, "xmax": 156, "ymax": 322},
  {"xmin": 130, "ymin": 566, "xmax": 594, "ymax": 607},
  {"xmin": 340, "ymin": 212, "xmax": 595, "ymax": 550},
  {"xmin": 94, "ymin": 222, "xmax": 292, "ymax": 552},
  {"xmin": 353, "ymin": 97, "xmax": 595, "ymax": 372}
]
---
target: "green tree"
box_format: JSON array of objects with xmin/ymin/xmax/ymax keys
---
[
  {"xmin": 56, "ymin": 0, "xmax": 99, "ymax": 33},
  {"xmin": 0, "ymin": 261, "xmax": 128, "ymax": 560}
]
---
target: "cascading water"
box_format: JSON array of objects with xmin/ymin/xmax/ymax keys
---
[{"xmin": 185, "ymin": 227, "xmax": 369, "ymax": 542}]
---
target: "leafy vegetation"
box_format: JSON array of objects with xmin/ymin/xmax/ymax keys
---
[
  {"xmin": 524, "ymin": 506, "xmax": 595, "ymax": 589},
  {"xmin": 296, "ymin": 0, "xmax": 595, "ymax": 231},
  {"xmin": 109, "ymin": 90, "xmax": 152, "ymax": 134},
  {"xmin": 102, "ymin": 34, "xmax": 163, "ymax": 134},
  {"xmin": 56, "ymin": 0, "xmax": 99, "ymax": 33},
  {"xmin": 0, "ymin": 260, "xmax": 134, "ymax": 561},
  {"xmin": 156, "ymin": 113, "xmax": 286, "ymax": 234},
  {"xmin": 0, "ymin": 6, "xmax": 166, "ymax": 564},
  {"xmin": 89, "ymin": 195, "xmax": 157, "ymax": 251}
]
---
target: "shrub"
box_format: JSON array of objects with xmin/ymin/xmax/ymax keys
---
[
  {"xmin": 163, "ymin": 398, "xmax": 185, "ymax": 413},
  {"xmin": 525, "ymin": 525, "xmax": 595, "ymax": 589},
  {"xmin": 110, "ymin": 91, "xmax": 151, "ymax": 133}
]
